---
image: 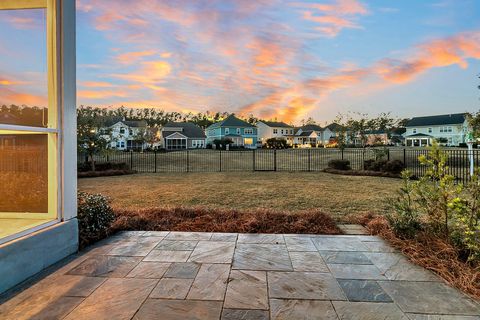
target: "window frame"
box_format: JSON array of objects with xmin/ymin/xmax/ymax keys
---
[{"xmin": 0, "ymin": 0, "xmax": 74, "ymax": 244}]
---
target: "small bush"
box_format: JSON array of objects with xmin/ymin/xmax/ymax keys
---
[
  {"xmin": 78, "ymin": 162, "xmax": 130, "ymax": 172},
  {"xmin": 328, "ymin": 159, "xmax": 351, "ymax": 170},
  {"xmin": 363, "ymin": 159, "xmax": 404, "ymax": 174},
  {"xmin": 265, "ymin": 137, "xmax": 288, "ymax": 149},
  {"xmin": 78, "ymin": 192, "xmax": 115, "ymax": 249}
]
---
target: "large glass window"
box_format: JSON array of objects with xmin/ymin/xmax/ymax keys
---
[{"xmin": 0, "ymin": 1, "xmax": 59, "ymax": 243}]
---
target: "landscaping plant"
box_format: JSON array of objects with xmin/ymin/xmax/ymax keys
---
[
  {"xmin": 77, "ymin": 192, "xmax": 115, "ymax": 249},
  {"xmin": 389, "ymin": 141, "xmax": 480, "ymax": 263}
]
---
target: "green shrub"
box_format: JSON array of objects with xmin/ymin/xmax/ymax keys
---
[
  {"xmin": 78, "ymin": 192, "xmax": 115, "ymax": 249},
  {"xmin": 328, "ymin": 159, "xmax": 351, "ymax": 170},
  {"xmin": 390, "ymin": 141, "xmax": 480, "ymax": 263},
  {"xmin": 383, "ymin": 160, "xmax": 404, "ymax": 174},
  {"xmin": 387, "ymin": 170, "xmax": 423, "ymax": 238},
  {"xmin": 265, "ymin": 137, "xmax": 288, "ymax": 149},
  {"xmin": 364, "ymin": 159, "xmax": 404, "ymax": 174}
]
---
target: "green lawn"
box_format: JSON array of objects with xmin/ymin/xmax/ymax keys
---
[{"xmin": 79, "ymin": 172, "xmax": 401, "ymax": 218}]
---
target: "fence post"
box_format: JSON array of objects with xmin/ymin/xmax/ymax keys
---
[
  {"xmin": 253, "ymin": 149, "xmax": 256, "ymax": 171},
  {"xmin": 219, "ymin": 150, "xmax": 222, "ymax": 172},
  {"xmin": 403, "ymin": 148, "xmax": 406, "ymax": 167},
  {"xmin": 308, "ymin": 149, "xmax": 311, "ymax": 172},
  {"xmin": 387, "ymin": 148, "xmax": 390, "ymax": 161},
  {"xmin": 130, "ymin": 150, "xmax": 133, "ymax": 170},
  {"xmin": 274, "ymin": 149, "xmax": 277, "ymax": 171},
  {"xmin": 341, "ymin": 148, "xmax": 344, "ymax": 160},
  {"xmin": 154, "ymin": 150, "xmax": 157, "ymax": 173},
  {"xmin": 106, "ymin": 154, "xmax": 109, "ymax": 162},
  {"xmin": 186, "ymin": 150, "xmax": 189, "ymax": 172}
]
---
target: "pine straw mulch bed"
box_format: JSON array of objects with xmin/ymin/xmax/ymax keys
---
[
  {"xmin": 354, "ymin": 213, "xmax": 480, "ymax": 300},
  {"xmin": 323, "ymin": 168, "xmax": 401, "ymax": 178},
  {"xmin": 109, "ymin": 207, "xmax": 341, "ymax": 235}
]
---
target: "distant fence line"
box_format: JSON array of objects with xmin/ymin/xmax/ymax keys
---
[{"xmin": 77, "ymin": 148, "xmax": 480, "ymax": 184}]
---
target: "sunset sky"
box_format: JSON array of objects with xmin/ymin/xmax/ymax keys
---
[{"xmin": 1, "ymin": 0, "xmax": 480, "ymax": 124}]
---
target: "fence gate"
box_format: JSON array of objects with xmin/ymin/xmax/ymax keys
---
[{"xmin": 254, "ymin": 150, "xmax": 276, "ymax": 171}]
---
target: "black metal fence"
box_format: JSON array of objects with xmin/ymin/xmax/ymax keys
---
[{"xmin": 78, "ymin": 148, "xmax": 480, "ymax": 184}]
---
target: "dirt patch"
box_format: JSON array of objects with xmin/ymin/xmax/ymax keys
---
[
  {"xmin": 110, "ymin": 206, "xmax": 341, "ymax": 235},
  {"xmin": 358, "ymin": 214, "xmax": 480, "ymax": 300}
]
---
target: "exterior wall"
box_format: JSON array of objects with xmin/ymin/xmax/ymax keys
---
[
  {"xmin": 0, "ymin": 219, "xmax": 78, "ymax": 294},
  {"xmin": 405, "ymin": 121, "xmax": 468, "ymax": 146},
  {"xmin": 257, "ymin": 122, "xmax": 294, "ymax": 145},
  {"xmin": 206, "ymin": 126, "xmax": 258, "ymax": 148}
]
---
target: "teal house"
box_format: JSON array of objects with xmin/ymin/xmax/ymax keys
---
[{"xmin": 206, "ymin": 114, "xmax": 258, "ymax": 149}]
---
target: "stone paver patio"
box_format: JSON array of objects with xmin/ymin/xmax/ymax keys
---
[{"xmin": 1, "ymin": 231, "xmax": 479, "ymax": 320}]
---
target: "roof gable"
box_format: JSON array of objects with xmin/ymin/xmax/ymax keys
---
[
  {"xmin": 208, "ymin": 114, "xmax": 255, "ymax": 129},
  {"xmin": 162, "ymin": 122, "xmax": 206, "ymax": 138},
  {"xmin": 406, "ymin": 113, "xmax": 467, "ymax": 127},
  {"xmin": 259, "ymin": 121, "xmax": 292, "ymax": 128}
]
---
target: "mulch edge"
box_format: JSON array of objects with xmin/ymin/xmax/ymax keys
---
[
  {"xmin": 78, "ymin": 169, "xmax": 137, "ymax": 178},
  {"xmin": 323, "ymin": 168, "xmax": 401, "ymax": 178}
]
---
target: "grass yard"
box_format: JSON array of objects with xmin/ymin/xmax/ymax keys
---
[{"xmin": 79, "ymin": 172, "xmax": 401, "ymax": 218}]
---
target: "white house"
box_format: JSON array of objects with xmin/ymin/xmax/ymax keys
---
[
  {"xmin": 104, "ymin": 118, "xmax": 148, "ymax": 151},
  {"xmin": 293, "ymin": 124, "xmax": 324, "ymax": 147},
  {"xmin": 256, "ymin": 121, "xmax": 294, "ymax": 145},
  {"xmin": 160, "ymin": 122, "xmax": 206, "ymax": 150},
  {"xmin": 405, "ymin": 113, "xmax": 468, "ymax": 147}
]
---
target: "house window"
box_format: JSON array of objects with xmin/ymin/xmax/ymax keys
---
[
  {"xmin": 0, "ymin": 0, "xmax": 71, "ymax": 243},
  {"xmin": 129, "ymin": 129, "xmax": 133, "ymax": 135},
  {"xmin": 244, "ymin": 128, "xmax": 254, "ymax": 135},
  {"xmin": 448, "ymin": 126, "xmax": 452, "ymax": 133},
  {"xmin": 273, "ymin": 129, "xmax": 278, "ymax": 134},
  {"xmin": 281, "ymin": 129, "xmax": 284, "ymax": 134},
  {"xmin": 244, "ymin": 138, "xmax": 253, "ymax": 145},
  {"xmin": 428, "ymin": 128, "xmax": 432, "ymax": 133},
  {"xmin": 236, "ymin": 128, "xmax": 241, "ymax": 135},
  {"xmin": 225, "ymin": 128, "xmax": 230, "ymax": 134},
  {"xmin": 120, "ymin": 128, "xmax": 125, "ymax": 134},
  {"xmin": 413, "ymin": 128, "xmax": 417, "ymax": 134}
]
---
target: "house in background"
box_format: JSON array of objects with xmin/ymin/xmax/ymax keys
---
[
  {"xmin": 206, "ymin": 114, "xmax": 258, "ymax": 149},
  {"xmin": 104, "ymin": 118, "xmax": 148, "ymax": 151},
  {"xmin": 257, "ymin": 121, "xmax": 294, "ymax": 145},
  {"xmin": 322, "ymin": 123, "xmax": 346, "ymax": 145},
  {"xmin": 161, "ymin": 122, "xmax": 206, "ymax": 150},
  {"xmin": 293, "ymin": 124, "xmax": 324, "ymax": 147},
  {"xmin": 405, "ymin": 113, "xmax": 468, "ymax": 147}
]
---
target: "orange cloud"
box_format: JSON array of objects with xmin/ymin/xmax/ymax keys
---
[
  {"xmin": 293, "ymin": 0, "xmax": 368, "ymax": 37},
  {"xmin": 115, "ymin": 50, "xmax": 157, "ymax": 64},
  {"xmin": 0, "ymin": 87, "xmax": 47, "ymax": 107},
  {"xmin": 376, "ymin": 31, "xmax": 480, "ymax": 83},
  {"xmin": 80, "ymin": 81, "xmax": 116, "ymax": 88},
  {"xmin": 77, "ymin": 89, "xmax": 129, "ymax": 100}
]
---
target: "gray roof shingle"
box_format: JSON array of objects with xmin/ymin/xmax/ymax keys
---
[
  {"xmin": 162, "ymin": 122, "xmax": 206, "ymax": 139},
  {"xmin": 406, "ymin": 113, "xmax": 467, "ymax": 127}
]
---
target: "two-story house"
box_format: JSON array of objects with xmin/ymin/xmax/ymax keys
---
[
  {"xmin": 256, "ymin": 121, "xmax": 295, "ymax": 146},
  {"xmin": 205, "ymin": 114, "xmax": 258, "ymax": 149},
  {"xmin": 161, "ymin": 122, "xmax": 206, "ymax": 150},
  {"xmin": 322, "ymin": 123, "xmax": 347, "ymax": 145},
  {"xmin": 105, "ymin": 118, "xmax": 148, "ymax": 151},
  {"xmin": 293, "ymin": 124, "xmax": 324, "ymax": 147},
  {"xmin": 405, "ymin": 113, "xmax": 468, "ymax": 147}
]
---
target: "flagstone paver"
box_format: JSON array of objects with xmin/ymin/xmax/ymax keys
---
[
  {"xmin": 149, "ymin": 278, "xmax": 193, "ymax": 299},
  {"xmin": 143, "ymin": 249, "xmax": 192, "ymax": 262},
  {"xmin": 156, "ymin": 240, "xmax": 198, "ymax": 251},
  {"xmin": 221, "ymin": 308, "xmax": 269, "ymax": 320},
  {"xmin": 337, "ymin": 279, "xmax": 393, "ymax": 302},
  {"xmin": 126, "ymin": 262, "xmax": 171, "ymax": 279},
  {"xmin": 268, "ymin": 271, "xmax": 346, "ymax": 300},
  {"xmin": 163, "ymin": 262, "xmax": 200, "ymax": 279},
  {"xmin": 379, "ymin": 281, "xmax": 480, "ymax": 315},
  {"xmin": 224, "ymin": 270, "xmax": 268, "ymax": 310},
  {"xmin": 1, "ymin": 233, "xmax": 479, "ymax": 320},
  {"xmin": 233, "ymin": 243, "xmax": 293, "ymax": 271},
  {"xmin": 288, "ymin": 251, "xmax": 329, "ymax": 272},
  {"xmin": 134, "ymin": 299, "xmax": 222, "ymax": 320},
  {"xmin": 188, "ymin": 241, "xmax": 235, "ymax": 263},
  {"xmin": 186, "ymin": 263, "xmax": 230, "ymax": 301},
  {"xmin": 320, "ymin": 251, "xmax": 373, "ymax": 265},
  {"xmin": 332, "ymin": 301, "xmax": 409, "ymax": 320},
  {"xmin": 270, "ymin": 299, "xmax": 338, "ymax": 320}
]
